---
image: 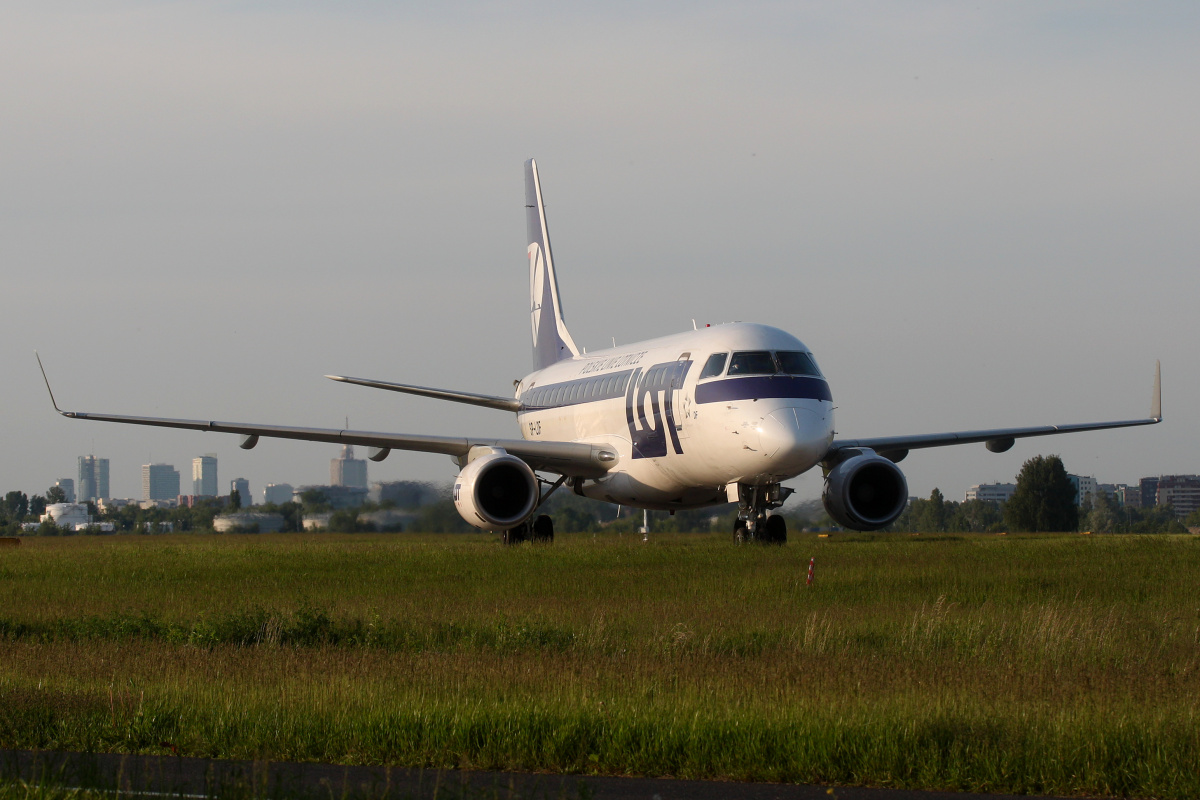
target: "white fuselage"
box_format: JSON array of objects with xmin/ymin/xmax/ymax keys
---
[{"xmin": 514, "ymin": 323, "xmax": 835, "ymax": 510}]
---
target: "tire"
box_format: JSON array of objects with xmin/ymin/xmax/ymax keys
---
[
  {"xmin": 764, "ymin": 514, "xmax": 787, "ymax": 545},
  {"xmin": 733, "ymin": 518, "xmax": 749, "ymax": 544},
  {"xmin": 504, "ymin": 523, "xmax": 529, "ymax": 545},
  {"xmin": 532, "ymin": 514, "xmax": 554, "ymax": 543}
]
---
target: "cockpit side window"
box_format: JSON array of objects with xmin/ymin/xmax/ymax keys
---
[
  {"xmin": 728, "ymin": 351, "xmax": 777, "ymax": 376},
  {"xmin": 775, "ymin": 351, "xmax": 822, "ymax": 377},
  {"xmin": 699, "ymin": 352, "xmax": 728, "ymax": 380}
]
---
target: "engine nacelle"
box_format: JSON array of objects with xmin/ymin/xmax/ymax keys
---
[
  {"xmin": 822, "ymin": 451, "xmax": 909, "ymax": 531},
  {"xmin": 453, "ymin": 450, "xmax": 539, "ymax": 530}
]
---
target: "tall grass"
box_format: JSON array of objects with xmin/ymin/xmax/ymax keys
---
[{"xmin": 1, "ymin": 533, "xmax": 1199, "ymax": 796}]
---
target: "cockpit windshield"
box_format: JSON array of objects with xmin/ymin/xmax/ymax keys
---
[
  {"xmin": 699, "ymin": 353, "xmax": 728, "ymax": 380},
  {"xmin": 727, "ymin": 351, "xmax": 777, "ymax": 375},
  {"xmin": 776, "ymin": 351, "xmax": 822, "ymax": 377}
]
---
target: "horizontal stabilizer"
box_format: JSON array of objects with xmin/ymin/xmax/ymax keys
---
[{"xmin": 326, "ymin": 375, "xmax": 521, "ymax": 412}]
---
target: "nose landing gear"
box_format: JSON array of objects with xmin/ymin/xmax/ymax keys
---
[{"xmin": 732, "ymin": 483, "xmax": 791, "ymax": 545}]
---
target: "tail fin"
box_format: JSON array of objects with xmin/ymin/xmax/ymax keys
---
[{"xmin": 526, "ymin": 159, "xmax": 580, "ymax": 371}]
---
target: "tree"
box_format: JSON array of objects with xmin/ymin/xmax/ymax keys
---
[
  {"xmin": 46, "ymin": 486, "xmax": 68, "ymax": 505},
  {"xmin": 28, "ymin": 494, "xmax": 47, "ymax": 519},
  {"xmin": 4, "ymin": 491, "xmax": 28, "ymax": 521},
  {"xmin": 1083, "ymin": 491, "xmax": 1119, "ymax": 533},
  {"xmin": 229, "ymin": 489, "xmax": 242, "ymax": 511},
  {"xmin": 1004, "ymin": 455, "xmax": 1078, "ymax": 532}
]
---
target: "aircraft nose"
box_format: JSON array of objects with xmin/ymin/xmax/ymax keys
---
[{"xmin": 758, "ymin": 407, "xmax": 828, "ymax": 472}]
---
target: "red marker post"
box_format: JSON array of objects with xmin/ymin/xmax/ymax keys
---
[{"xmin": 806, "ymin": 557, "xmax": 815, "ymax": 586}]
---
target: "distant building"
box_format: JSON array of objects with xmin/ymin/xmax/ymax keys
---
[
  {"xmin": 1140, "ymin": 477, "xmax": 1160, "ymax": 509},
  {"xmin": 192, "ymin": 455, "xmax": 218, "ymax": 497},
  {"xmin": 1115, "ymin": 484, "xmax": 1141, "ymax": 509},
  {"xmin": 295, "ymin": 485, "xmax": 368, "ymax": 509},
  {"xmin": 230, "ymin": 477, "xmax": 251, "ymax": 507},
  {"xmin": 78, "ymin": 456, "xmax": 110, "ymax": 501},
  {"xmin": 302, "ymin": 512, "xmax": 333, "ymax": 531},
  {"xmin": 368, "ymin": 481, "xmax": 440, "ymax": 508},
  {"xmin": 1068, "ymin": 475, "xmax": 1100, "ymax": 507},
  {"xmin": 140, "ymin": 498, "xmax": 178, "ymax": 510},
  {"xmin": 143, "ymin": 463, "xmax": 181, "ymax": 502},
  {"xmin": 331, "ymin": 445, "xmax": 368, "ymax": 489},
  {"xmin": 97, "ymin": 497, "xmax": 136, "ymax": 513},
  {"xmin": 964, "ymin": 482, "xmax": 1016, "ymax": 503},
  {"xmin": 1156, "ymin": 475, "xmax": 1200, "ymax": 518},
  {"xmin": 213, "ymin": 512, "xmax": 285, "ymax": 533},
  {"xmin": 262, "ymin": 483, "xmax": 295, "ymax": 506},
  {"xmin": 55, "ymin": 478, "xmax": 75, "ymax": 503},
  {"xmin": 176, "ymin": 495, "xmax": 225, "ymax": 509},
  {"xmin": 40, "ymin": 503, "xmax": 91, "ymax": 530}
]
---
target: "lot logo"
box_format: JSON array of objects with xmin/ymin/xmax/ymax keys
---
[{"xmin": 625, "ymin": 360, "xmax": 692, "ymax": 459}]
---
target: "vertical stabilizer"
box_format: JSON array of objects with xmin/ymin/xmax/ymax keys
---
[{"xmin": 526, "ymin": 159, "xmax": 580, "ymax": 370}]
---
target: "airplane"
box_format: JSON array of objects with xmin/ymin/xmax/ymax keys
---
[{"xmin": 38, "ymin": 159, "xmax": 1162, "ymax": 543}]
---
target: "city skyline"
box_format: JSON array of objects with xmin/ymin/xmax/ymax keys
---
[{"xmin": 2, "ymin": 3, "xmax": 1195, "ymax": 503}]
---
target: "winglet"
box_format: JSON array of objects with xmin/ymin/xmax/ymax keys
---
[
  {"xmin": 1151, "ymin": 359, "xmax": 1162, "ymax": 422},
  {"xmin": 35, "ymin": 351, "xmax": 67, "ymax": 415}
]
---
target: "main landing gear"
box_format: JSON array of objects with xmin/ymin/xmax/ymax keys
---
[
  {"xmin": 502, "ymin": 474, "xmax": 566, "ymax": 545},
  {"xmin": 733, "ymin": 483, "xmax": 791, "ymax": 545},
  {"xmin": 503, "ymin": 514, "xmax": 554, "ymax": 545}
]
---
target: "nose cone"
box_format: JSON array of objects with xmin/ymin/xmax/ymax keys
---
[{"xmin": 759, "ymin": 406, "xmax": 830, "ymax": 476}]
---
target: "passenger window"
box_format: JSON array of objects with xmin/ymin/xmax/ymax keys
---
[
  {"xmin": 776, "ymin": 351, "xmax": 821, "ymax": 377},
  {"xmin": 699, "ymin": 353, "xmax": 728, "ymax": 380},
  {"xmin": 728, "ymin": 351, "xmax": 776, "ymax": 375}
]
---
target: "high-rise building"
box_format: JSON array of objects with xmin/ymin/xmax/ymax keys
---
[
  {"xmin": 263, "ymin": 483, "xmax": 294, "ymax": 505},
  {"xmin": 231, "ymin": 477, "xmax": 251, "ymax": 506},
  {"xmin": 192, "ymin": 455, "xmax": 218, "ymax": 497},
  {"xmin": 77, "ymin": 456, "xmax": 110, "ymax": 501},
  {"xmin": 143, "ymin": 464, "xmax": 181, "ymax": 502},
  {"xmin": 330, "ymin": 445, "xmax": 368, "ymax": 489},
  {"xmin": 55, "ymin": 478, "xmax": 76, "ymax": 503}
]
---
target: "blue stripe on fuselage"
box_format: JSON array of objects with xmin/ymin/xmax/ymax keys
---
[{"xmin": 694, "ymin": 375, "xmax": 832, "ymax": 404}]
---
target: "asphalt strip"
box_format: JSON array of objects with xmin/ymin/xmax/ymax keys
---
[{"xmin": 0, "ymin": 749, "xmax": 1087, "ymax": 800}]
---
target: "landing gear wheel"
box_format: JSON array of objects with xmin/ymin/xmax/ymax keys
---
[
  {"xmin": 733, "ymin": 518, "xmax": 749, "ymax": 544},
  {"xmin": 503, "ymin": 522, "xmax": 530, "ymax": 545},
  {"xmin": 532, "ymin": 514, "xmax": 554, "ymax": 543},
  {"xmin": 764, "ymin": 514, "xmax": 787, "ymax": 545}
]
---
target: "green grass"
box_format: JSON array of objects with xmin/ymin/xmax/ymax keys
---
[{"xmin": 1, "ymin": 532, "xmax": 1199, "ymax": 797}]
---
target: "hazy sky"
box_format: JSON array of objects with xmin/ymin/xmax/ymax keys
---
[{"xmin": 2, "ymin": 2, "xmax": 1197, "ymax": 507}]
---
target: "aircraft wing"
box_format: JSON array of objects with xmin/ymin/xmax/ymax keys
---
[
  {"xmin": 827, "ymin": 361, "xmax": 1162, "ymax": 461},
  {"xmin": 36, "ymin": 357, "xmax": 614, "ymax": 477},
  {"xmin": 47, "ymin": 408, "xmax": 616, "ymax": 477}
]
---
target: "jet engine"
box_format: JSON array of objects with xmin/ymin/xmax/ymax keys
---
[
  {"xmin": 453, "ymin": 450, "xmax": 539, "ymax": 530},
  {"xmin": 822, "ymin": 451, "xmax": 909, "ymax": 531}
]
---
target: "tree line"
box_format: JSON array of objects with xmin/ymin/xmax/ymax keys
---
[
  {"xmin": 890, "ymin": 455, "xmax": 1194, "ymax": 534},
  {"xmin": 3, "ymin": 456, "xmax": 1194, "ymax": 536}
]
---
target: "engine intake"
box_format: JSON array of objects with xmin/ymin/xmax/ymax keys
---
[
  {"xmin": 822, "ymin": 451, "xmax": 909, "ymax": 531},
  {"xmin": 453, "ymin": 450, "xmax": 539, "ymax": 530}
]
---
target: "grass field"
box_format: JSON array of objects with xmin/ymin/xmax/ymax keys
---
[{"xmin": 1, "ymin": 532, "xmax": 1198, "ymax": 798}]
